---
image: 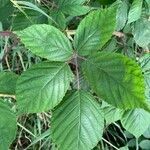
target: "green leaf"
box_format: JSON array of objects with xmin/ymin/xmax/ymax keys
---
[
  {"xmin": 82, "ymin": 52, "xmax": 148, "ymax": 110},
  {"xmin": 0, "ymin": 72, "xmax": 18, "ymax": 95},
  {"xmin": 15, "ymin": 24, "xmax": 73, "ymax": 61},
  {"xmin": 56, "ymin": 0, "xmax": 90, "ymax": 16},
  {"xmin": 119, "ymin": 146, "xmax": 129, "ymax": 150},
  {"xmin": 0, "ymin": 0, "xmax": 14, "ymax": 29},
  {"xmin": 49, "ymin": 10, "xmax": 66, "ymax": 30},
  {"xmin": 74, "ymin": 7, "xmax": 117, "ymax": 56},
  {"xmin": 102, "ymin": 102, "xmax": 123, "ymax": 125},
  {"xmin": 133, "ymin": 19, "xmax": 150, "ymax": 48},
  {"xmin": 61, "ymin": 5, "xmax": 90, "ymax": 16},
  {"xmin": 128, "ymin": 0, "xmax": 143, "ymax": 24},
  {"xmin": 0, "ymin": 100, "xmax": 17, "ymax": 150},
  {"xmin": 143, "ymin": 125, "xmax": 150, "ymax": 138},
  {"xmin": 13, "ymin": 10, "xmax": 47, "ymax": 31},
  {"xmin": 16, "ymin": 61, "xmax": 74, "ymax": 114},
  {"xmin": 52, "ymin": 90, "xmax": 104, "ymax": 150},
  {"xmin": 139, "ymin": 140, "xmax": 150, "ymax": 150},
  {"xmin": 116, "ymin": 1, "xmax": 128, "ymax": 31},
  {"xmin": 139, "ymin": 54, "xmax": 150, "ymax": 101},
  {"xmin": 121, "ymin": 109, "xmax": 150, "ymax": 138}
]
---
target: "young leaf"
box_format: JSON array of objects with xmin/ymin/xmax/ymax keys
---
[
  {"xmin": 121, "ymin": 109, "xmax": 150, "ymax": 138},
  {"xmin": 128, "ymin": 0, "xmax": 143, "ymax": 24},
  {"xmin": 15, "ymin": 24, "xmax": 73, "ymax": 62},
  {"xmin": 0, "ymin": 72, "xmax": 18, "ymax": 95},
  {"xmin": 16, "ymin": 61, "xmax": 74, "ymax": 114},
  {"xmin": 0, "ymin": 100, "xmax": 17, "ymax": 150},
  {"xmin": 74, "ymin": 7, "xmax": 117, "ymax": 56},
  {"xmin": 52, "ymin": 90, "xmax": 104, "ymax": 150},
  {"xmin": 82, "ymin": 52, "xmax": 148, "ymax": 110}
]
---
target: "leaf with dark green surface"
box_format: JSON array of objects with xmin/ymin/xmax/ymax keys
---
[
  {"xmin": 52, "ymin": 90, "xmax": 104, "ymax": 150},
  {"xmin": 0, "ymin": 72, "xmax": 18, "ymax": 95},
  {"xmin": 74, "ymin": 6, "xmax": 117, "ymax": 56},
  {"xmin": 121, "ymin": 109, "xmax": 150, "ymax": 138},
  {"xmin": 15, "ymin": 24, "xmax": 73, "ymax": 62},
  {"xmin": 128, "ymin": 0, "xmax": 143, "ymax": 24},
  {"xmin": 97, "ymin": 0, "xmax": 116, "ymax": 5},
  {"xmin": 13, "ymin": 10, "xmax": 47, "ymax": 31},
  {"xmin": 49, "ymin": 10, "xmax": 66, "ymax": 30},
  {"xmin": 56, "ymin": 0, "xmax": 90, "ymax": 16},
  {"xmin": 0, "ymin": 0, "xmax": 14, "ymax": 29},
  {"xmin": 0, "ymin": 100, "xmax": 17, "ymax": 150},
  {"xmin": 82, "ymin": 52, "xmax": 148, "ymax": 110},
  {"xmin": 16, "ymin": 61, "xmax": 74, "ymax": 114}
]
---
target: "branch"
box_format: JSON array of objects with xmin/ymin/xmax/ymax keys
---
[{"xmin": 0, "ymin": 94, "xmax": 16, "ymax": 99}]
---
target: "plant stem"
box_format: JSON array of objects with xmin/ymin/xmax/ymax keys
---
[
  {"xmin": 0, "ymin": 94, "xmax": 16, "ymax": 99},
  {"xmin": 136, "ymin": 138, "xmax": 139, "ymax": 150},
  {"xmin": 102, "ymin": 137, "xmax": 119, "ymax": 150},
  {"xmin": 74, "ymin": 54, "xmax": 80, "ymax": 90}
]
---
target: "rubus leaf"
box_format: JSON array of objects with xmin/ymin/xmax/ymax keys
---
[
  {"xmin": 74, "ymin": 6, "xmax": 117, "ymax": 56},
  {"xmin": 60, "ymin": 5, "xmax": 90, "ymax": 16},
  {"xmin": 82, "ymin": 52, "xmax": 148, "ymax": 110},
  {"xmin": 127, "ymin": 0, "xmax": 143, "ymax": 24},
  {"xmin": 0, "ymin": 0, "xmax": 14, "ymax": 29},
  {"xmin": 143, "ymin": 125, "xmax": 150, "ymax": 138},
  {"xmin": 0, "ymin": 100, "xmax": 17, "ymax": 150},
  {"xmin": 133, "ymin": 19, "xmax": 150, "ymax": 48},
  {"xmin": 102, "ymin": 102, "xmax": 123, "ymax": 125},
  {"xmin": 116, "ymin": 0, "xmax": 128, "ymax": 31},
  {"xmin": 49, "ymin": 10, "xmax": 66, "ymax": 30},
  {"xmin": 12, "ymin": 10, "xmax": 47, "ymax": 31},
  {"xmin": 16, "ymin": 61, "xmax": 74, "ymax": 114},
  {"xmin": 139, "ymin": 54, "xmax": 150, "ymax": 101},
  {"xmin": 0, "ymin": 72, "xmax": 18, "ymax": 95},
  {"xmin": 52, "ymin": 90, "xmax": 104, "ymax": 150},
  {"xmin": 15, "ymin": 24, "xmax": 73, "ymax": 62},
  {"xmin": 55, "ymin": 0, "xmax": 90, "ymax": 16},
  {"xmin": 121, "ymin": 109, "xmax": 150, "ymax": 138},
  {"xmin": 139, "ymin": 140, "xmax": 150, "ymax": 150}
]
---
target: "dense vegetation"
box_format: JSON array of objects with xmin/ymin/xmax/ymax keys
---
[{"xmin": 0, "ymin": 0, "xmax": 150, "ymax": 149}]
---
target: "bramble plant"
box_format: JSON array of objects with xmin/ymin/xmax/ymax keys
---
[{"xmin": 0, "ymin": 0, "xmax": 150, "ymax": 149}]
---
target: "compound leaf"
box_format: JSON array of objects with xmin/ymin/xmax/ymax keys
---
[
  {"xmin": 15, "ymin": 24, "xmax": 73, "ymax": 62},
  {"xmin": 52, "ymin": 90, "xmax": 104, "ymax": 150},
  {"xmin": 82, "ymin": 52, "xmax": 148, "ymax": 110},
  {"xmin": 0, "ymin": 100, "xmax": 17, "ymax": 150},
  {"xmin": 16, "ymin": 61, "xmax": 74, "ymax": 114}
]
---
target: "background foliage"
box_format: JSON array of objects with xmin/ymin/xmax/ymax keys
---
[{"xmin": 0, "ymin": 0, "xmax": 150, "ymax": 149}]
